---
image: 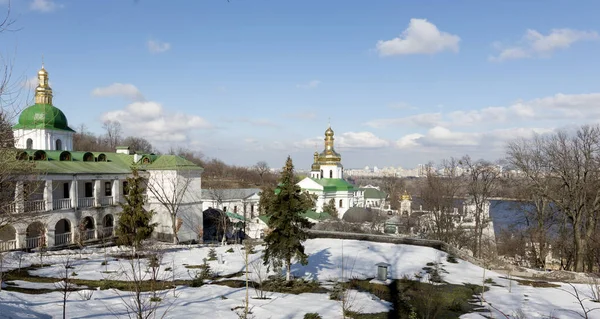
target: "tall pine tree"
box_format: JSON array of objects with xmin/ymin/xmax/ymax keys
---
[
  {"xmin": 262, "ymin": 156, "xmax": 314, "ymax": 281},
  {"xmin": 322, "ymin": 198, "xmax": 338, "ymax": 219},
  {"xmin": 116, "ymin": 169, "xmax": 157, "ymax": 255}
]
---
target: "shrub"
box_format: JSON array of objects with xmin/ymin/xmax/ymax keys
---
[
  {"xmin": 329, "ymin": 282, "xmax": 344, "ymax": 300},
  {"xmin": 226, "ymin": 248, "xmax": 234, "ymax": 253},
  {"xmin": 208, "ymin": 248, "xmax": 218, "ymax": 261},
  {"xmin": 446, "ymin": 255, "xmax": 458, "ymax": 263},
  {"xmin": 189, "ymin": 258, "xmax": 213, "ymax": 287},
  {"xmin": 303, "ymin": 313, "xmax": 322, "ymax": 319}
]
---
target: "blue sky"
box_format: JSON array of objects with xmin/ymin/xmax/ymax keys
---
[{"xmin": 2, "ymin": 0, "xmax": 600, "ymax": 169}]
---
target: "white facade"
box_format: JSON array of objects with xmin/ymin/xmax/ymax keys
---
[
  {"xmin": 297, "ymin": 177, "xmax": 354, "ymax": 219},
  {"xmin": 146, "ymin": 169, "xmax": 203, "ymax": 243},
  {"xmin": 14, "ymin": 128, "xmax": 74, "ymax": 151},
  {"xmin": 319, "ymin": 164, "xmax": 343, "ymax": 179}
]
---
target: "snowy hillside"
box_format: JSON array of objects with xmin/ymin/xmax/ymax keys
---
[{"xmin": 0, "ymin": 238, "xmax": 597, "ymax": 318}]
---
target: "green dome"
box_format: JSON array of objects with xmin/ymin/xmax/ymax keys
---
[{"xmin": 13, "ymin": 103, "xmax": 74, "ymax": 132}]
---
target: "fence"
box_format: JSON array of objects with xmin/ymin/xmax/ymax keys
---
[
  {"xmin": 53, "ymin": 198, "xmax": 72, "ymax": 210},
  {"xmin": 55, "ymin": 232, "xmax": 72, "ymax": 246},
  {"xmin": 25, "ymin": 236, "xmax": 43, "ymax": 249},
  {"xmin": 0, "ymin": 240, "xmax": 16, "ymax": 251},
  {"xmin": 78, "ymin": 197, "xmax": 94, "ymax": 208}
]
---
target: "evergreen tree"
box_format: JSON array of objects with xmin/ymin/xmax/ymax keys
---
[
  {"xmin": 116, "ymin": 169, "xmax": 157, "ymax": 254},
  {"xmin": 258, "ymin": 185, "xmax": 275, "ymax": 215},
  {"xmin": 322, "ymin": 198, "xmax": 338, "ymax": 219},
  {"xmin": 262, "ymin": 156, "xmax": 315, "ymax": 281}
]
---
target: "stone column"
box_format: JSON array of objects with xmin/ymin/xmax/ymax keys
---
[
  {"xmin": 43, "ymin": 180, "xmax": 53, "ymax": 211},
  {"xmin": 15, "ymin": 181, "xmax": 24, "ymax": 213},
  {"xmin": 94, "ymin": 180, "xmax": 102, "ymax": 207},
  {"xmin": 112, "ymin": 179, "xmax": 121, "ymax": 205},
  {"xmin": 70, "ymin": 179, "xmax": 77, "ymax": 209},
  {"xmin": 16, "ymin": 232, "xmax": 26, "ymax": 249},
  {"xmin": 46, "ymin": 228, "xmax": 55, "ymax": 248}
]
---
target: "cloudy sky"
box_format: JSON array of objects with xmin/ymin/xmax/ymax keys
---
[{"xmin": 2, "ymin": 0, "xmax": 600, "ymax": 169}]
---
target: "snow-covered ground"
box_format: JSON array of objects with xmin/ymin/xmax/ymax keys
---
[{"xmin": 0, "ymin": 238, "xmax": 598, "ymax": 318}]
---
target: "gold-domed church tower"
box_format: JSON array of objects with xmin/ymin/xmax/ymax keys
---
[
  {"xmin": 13, "ymin": 63, "xmax": 75, "ymax": 151},
  {"xmin": 309, "ymin": 124, "xmax": 344, "ymax": 179},
  {"xmin": 298, "ymin": 123, "xmax": 356, "ymax": 221}
]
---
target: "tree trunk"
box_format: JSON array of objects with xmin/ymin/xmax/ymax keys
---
[
  {"xmin": 286, "ymin": 262, "xmax": 291, "ymax": 281},
  {"xmin": 573, "ymin": 223, "xmax": 585, "ymax": 272},
  {"xmin": 172, "ymin": 215, "xmax": 179, "ymax": 244}
]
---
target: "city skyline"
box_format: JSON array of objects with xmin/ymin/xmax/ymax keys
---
[{"xmin": 3, "ymin": 0, "xmax": 600, "ymax": 169}]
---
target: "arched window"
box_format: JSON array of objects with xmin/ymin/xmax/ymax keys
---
[
  {"xmin": 55, "ymin": 139, "xmax": 62, "ymax": 151},
  {"xmin": 320, "ymin": 170, "xmax": 323, "ymax": 178},
  {"xmin": 329, "ymin": 170, "xmax": 333, "ymax": 178},
  {"xmin": 26, "ymin": 138, "xmax": 33, "ymax": 149},
  {"xmin": 339, "ymin": 199, "xmax": 343, "ymax": 208}
]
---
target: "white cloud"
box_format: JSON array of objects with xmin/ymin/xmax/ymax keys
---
[
  {"xmin": 30, "ymin": 0, "xmax": 63, "ymax": 12},
  {"xmin": 147, "ymin": 39, "xmax": 171, "ymax": 54},
  {"xmin": 396, "ymin": 126, "xmax": 553, "ymax": 150},
  {"xmin": 100, "ymin": 85, "xmax": 211, "ymax": 145},
  {"xmin": 375, "ymin": 19, "xmax": 460, "ymax": 56},
  {"xmin": 396, "ymin": 133, "xmax": 424, "ymax": 149},
  {"xmin": 91, "ymin": 83, "xmax": 145, "ymax": 101},
  {"xmin": 295, "ymin": 131, "xmax": 389, "ymax": 150},
  {"xmin": 490, "ymin": 28, "xmax": 598, "ymax": 61},
  {"xmin": 366, "ymin": 93, "xmax": 600, "ymax": 130},
  {"xmin": 364, "ymin": 113, "xmax": 443, "ymax": 128},
  {"xmin": 296, "ymin": 80, "xmax": 321, "ymax": 89}
]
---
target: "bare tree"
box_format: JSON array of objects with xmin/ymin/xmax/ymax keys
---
[
  {"xmin": 122, "ymin": 136, "xmax": 154, "ymax": 154},
  {"xmin": 102, "ymin": 120, "xmax": 122, "ymax": 151},
  {"xmin": 507, "ymin": 126, "xmax": 600, "ymax": 272},
  {"xmin": 379, "ymin": 174, "xmax": 403, "ymax": 210},
  {"xmin": 146, "ymin": 169, "xmax": 201, "ymax": 244},
  {"xmin": 460, "ymin": 155, "xmax": 500, "ymax": 258},
  {"xmin": 254, "ymin": 161, "xmax": 270, "ymax": 185},
  {"xmin": 113, "ymin": 245, "xmax": 175, "ymax": 319},
  {"xmin": 55, "ymin": 254, "xmax": 76, "ymax": 319},
  {"xmin": 419, "ymin": 158, "xmax": 464, "ymax": 246}
]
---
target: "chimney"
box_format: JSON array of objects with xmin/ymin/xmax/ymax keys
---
[{"xmin": 116, "ymin": 146, "xmax": 131, "ymax": 154}]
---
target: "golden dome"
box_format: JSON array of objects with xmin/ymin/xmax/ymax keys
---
[
  {"xmin": 325, "ymin": 126, "xmax": 334, "ymax": 137},
  {"xmin": 38, "ymin": 68, "xmax": 47, "ymax": 75},
  {"xmin": 400, "ymin": 190, "xmax": 411, "ymax": 201}
]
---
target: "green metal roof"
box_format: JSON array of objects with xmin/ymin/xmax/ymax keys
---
[
  {"xmin": 226, "ymin": 211, "xmax": 246, "ymax": 221},
  {"xmin": 257, "ymin": 209, "xmax": 330, "ymax": 224},
  {"xmin": 258, "ymin": 215, "xmax": 269, "ymax": 224},
  {"xmin": 360, "ymin": 188, "xmax": 387, "ymax": 199},
  {"xmin": 13, "ymin": 103, "xmax": 75, "ymax": 132},
  {"xmin": 310, "ymin": 178, "xmax": 356, "ymax": 192},
  {"xmin": 301, "ymin": 209, "xmax": 331, "ymax": 221},
  {"xmin": 22, "ymin": 150, "xmax": 203, "ymax": 175},
  {"xmin": 145, "ymin": 155, "xmax": 203, "ymax": 171}
]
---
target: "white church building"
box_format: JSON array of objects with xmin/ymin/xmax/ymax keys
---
[
  {"xmin": 297, "ymin": 125, "xmax": 357, "ymax": 219},
  {"xmin": 0, "ymin": 65, "xmax": 204, "ymax": 252}
]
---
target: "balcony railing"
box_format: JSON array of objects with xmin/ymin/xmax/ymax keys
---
[
  {"xmin": 99, "ymin": 227, "xmax": 114, "ymax": 239},
  {"xmin": 4, "ymin": 203, "xmax": 16, "ymax": 214},
  {"xmin": 78, "ymin": 197, "xmax": 94, "ymax": 208},
  {"xmin": 0, "ymin": 240, "xmax": 16, "ymax": 251},
  {"xmin": 83, "ymin": 229, "xmax": 96, "ymax": 241},
  {"xmin": 24, "ymin": 200, "xmax": 46, "ymax": 213},
  {"xmin": 100, "ymin": 197, "xmax": 114, "ymax": 206},
  {"xmin": 55, "ymin": 232, "xmax": 72, "ymax": 246},
  {"xmin": 53, "ymin": 198, "xmax": 72, "ymax": 210},
  {"xmin": 26, "ymin": 236, "xmax": 43, "ymax": 249}
]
